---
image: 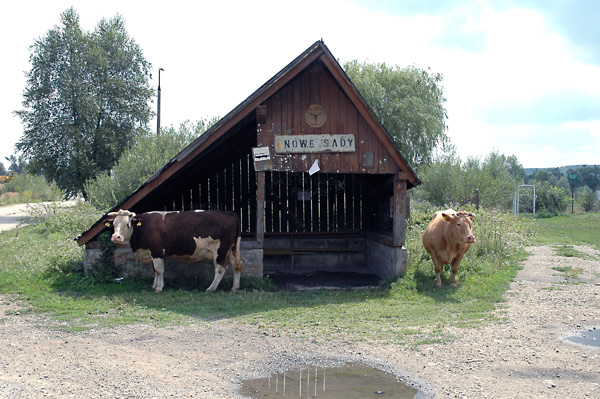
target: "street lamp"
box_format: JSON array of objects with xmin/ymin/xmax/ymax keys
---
[{"xmin": 157, "ymin": 67, "xmax": 164, "ymax": 135}]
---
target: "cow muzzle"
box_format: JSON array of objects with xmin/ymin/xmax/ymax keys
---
[
  {"xmin": 111, "ymin": 234, "xmax": 124, "ymax": 243},
  {"xmin": 466, "ymin": 234, "xmax": 476, "ymax": 243}
]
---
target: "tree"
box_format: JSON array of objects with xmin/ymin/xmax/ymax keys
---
[
  {"xmin": 5, "ymin": 155, "xmax": 26, "ymax": 174},
  {"xmin": 85, "ymin": 120, "xmax": 216, "ymax": 210},
  {"xmin": 534, "ymin": 169, "xmax": 557, "ymax": 185},
  {"xmin": 578, "ymin": 165, "xmax": 600, "ymax": 192},
  {"xmin": 15, "ymin": 8, "xmax": 153, "ymax": 196},
  {"xmin": 343, "ymin": 61, "xmax": 448, "ymax": 166}
]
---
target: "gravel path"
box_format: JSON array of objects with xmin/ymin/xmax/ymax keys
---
[{"xmin": 1, "ymin": 245, "xmax": 599, "ymax": 398}]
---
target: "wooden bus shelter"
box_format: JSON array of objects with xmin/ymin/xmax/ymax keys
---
[{"xmin": 77, "ymin": 41, "xmax": 421, "ymax": 288}]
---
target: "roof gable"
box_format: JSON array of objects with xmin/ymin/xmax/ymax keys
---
[{"xmin": 77, "ymin": 40, "xmax": 420, "ymax": 246}]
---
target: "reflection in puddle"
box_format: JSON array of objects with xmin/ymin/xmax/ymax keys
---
[
  {"xmin": 240, "ymin": 363, "xmax": 419, "ymax": 398},
  {"xmin": 565, "ymin": 328, "xmax": 600, "ymax": 347}
]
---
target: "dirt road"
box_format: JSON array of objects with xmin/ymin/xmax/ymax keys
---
[
  {"xmin": 0, "ymin": 203, "xmax": 32, "ymax": 232},
  {"xmin": 1, "ymin": 245, "xmax": 599, "ymax": 398},
  {"xmin": 0, "ymin": 201, "xmax": 78, "ymax": 232}
]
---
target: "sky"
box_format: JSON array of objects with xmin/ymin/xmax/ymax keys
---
[{"xmin": 1, "ymin": 0, "xmax": 599, "ymax": 171}]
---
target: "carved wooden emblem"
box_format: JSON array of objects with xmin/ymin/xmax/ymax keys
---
[{"xmin": 305, "ymin": 104, "xmax": 326, "ymax": 128}]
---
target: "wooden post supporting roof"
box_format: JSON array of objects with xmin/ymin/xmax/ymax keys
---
[
  {"xmin": 393, "ymin": 172, "xmax": 408, "ymax": 247},
  {"xmin": 256, "ymin": 171, "xmax": 265, "ymax": 243}
]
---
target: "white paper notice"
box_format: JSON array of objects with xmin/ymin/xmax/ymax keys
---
[{"xmin": 308, "ymin": 159, "xmax": 320, "ymax": 175}]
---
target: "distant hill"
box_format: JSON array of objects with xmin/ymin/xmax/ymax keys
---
[{"xmin": 525, "ymin": 165, "xmax": 598, "ymax": 176}]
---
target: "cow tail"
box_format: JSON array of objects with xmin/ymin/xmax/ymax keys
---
[
  {"xmin": 234, "ymin": 236, "xmax": 243, "ymax": 272},
  {"xmin": 233, "ymin": 216, "xmax": 243, "ymax": 272}
]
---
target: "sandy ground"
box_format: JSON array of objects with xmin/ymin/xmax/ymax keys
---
[{"xmin": 0, "ymin": 239, "xmax": 599, "ymax": 397}]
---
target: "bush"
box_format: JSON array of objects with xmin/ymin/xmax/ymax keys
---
[
  {"xmin": 85, "ymin": 120, "xmax": 216, "ymax": 211},
  {"xmin": 27, "ymin": 201, "xmax": 102, "ymax": 236},
  {"xmin": 576, "ymin": 185, "xmax": 597, "ymax": 212},
  {"xmin": 0, "ymin": 173, "xmax": 63, "ymax": 204}
]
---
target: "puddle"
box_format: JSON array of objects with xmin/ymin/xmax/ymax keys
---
[
  {"xmin": 240, "ymin": 363, "xmax": 419, "ymax": 398},
  {"xmin": 565, "ymin": 327, "xmax": 600, "ymax": 347}
]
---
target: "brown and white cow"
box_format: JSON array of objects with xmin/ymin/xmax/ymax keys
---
[
  {"xmin": 422, "ymin": 209, "xmax": 476, "ymax": 288},
  {"xmin": 104, "ymin": 209, "xmax": 242, "ymax": 292}
]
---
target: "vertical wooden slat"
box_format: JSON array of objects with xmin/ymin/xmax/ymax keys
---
[
  {"xmin": 296, "ymin": 172, "xmax": 304, "ymax": 231},
  {"xmin": 200, "ymin": 179, "xmax": 208, "ymax": 210},
  {"xmin": 336, "ymin": 175, "xmax": 345, "ymax": 230},
  {"xmin": 234, "ymin": 158, "xmax": 241, "ymax": 218},
  {"xmin": 319, "ymin": 174, "xmax": 327, "ymax": 232},
  {"xmin": 240, "ymin": 154, "xmax": 249, "ymax": 232},
  {"xmin": 256, "ymin": 171, "xmax": 265, "ymax": 243},
  {"xmin": 311, "ymin": 173, "xmax": 319, "ymax": 232},
  {"xmin": 353, "ymin": 174, "xmax": 360, "ymax": 229},
  {"xmin": 272, "ymin": 171, "xmax": 281, "ymax": 233},
  {"xmin": 328, "ymin": 175, "xmax": 336, "ymax": 231},
  {"xmin": 346, "ymin": 174, "xmax": 355, "ymax": 229},
  {"xmin": 249, "ymin": 155, "xmax": 257, "ymax": 234},
  {"xmin": 280, "ymin": 171, "xmax": 289, "ymax": 232},
  {"xmin": 192, "ymin": 181, "xmax": 200, "ymax": 209},
  {"xmin": 358, "ymin": 116, "xmax": 369, "ymax": 173},
  {"xmin": 265, "ymin": 171, "xmax": 272, "ymax": 233},
  {"xmin": 210, "ymin": 172, "xmax": 218, "ymax": 210},
  {"xmin": 218, "ymin": 168, "xmax": 226, "ymax": 210},
  {"xmin": 347, "ymin": 100, "xmax": 359, "ymax": 172}
]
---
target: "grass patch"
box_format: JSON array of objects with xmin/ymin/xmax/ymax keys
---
[
  {"xmin": 551, "ymin": 266, "xmax": 584, "ymax": 280},
  {"xmin": 532, "ymin": 213, "xmax": 600, "ymax": 249},
  {"xmin": 551, "ymin": 244, "xmax": 594, "ymax": 260},
  {"xmin": 0, "ymin": 204, "xmax": 536, "ymax": 345}
]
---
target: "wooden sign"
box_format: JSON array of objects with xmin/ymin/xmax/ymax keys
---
[{"xmin": 274, "ymin": 134, "xmax": 356, "ymax": 153}]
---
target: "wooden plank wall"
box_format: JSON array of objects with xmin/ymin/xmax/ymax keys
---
[
  {"xmin": 264, "ymin": 171, "xmax": 364, "ymax": 234},
  {"xmin": 257, "ymin": 61, "xmax": 399, "ymax": 175}
]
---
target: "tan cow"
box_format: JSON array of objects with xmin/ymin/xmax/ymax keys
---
[{"xmin": 422, "ymin": 209, "xmax": 476, "ymax": 287}]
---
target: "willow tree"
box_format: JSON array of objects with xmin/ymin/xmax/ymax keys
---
[
  {"xmin": 15, "ymin": 8, "xmax": 153, "ymax": 196},
  {"xmin": 344, "ymin": 61, "xmax": 448, "ymax": 166}
]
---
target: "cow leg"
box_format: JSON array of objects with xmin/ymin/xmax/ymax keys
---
[
  {"xmin": 432, "ymin": 257, "xmax": 444, "ymax": 288},
  {"xmin": 228, "ymin": 250, "xmax": 241, "ymax": 292},
  {"xmin": 450, "ymin": 255, "xmax": 464, "ymax": 287},
  {"xmin": 152, "ymin": 258, "xmax": 165, "ymax": 293},
  {"xmin": 206, "ymin": 260, "xmax": 227, "ymax": 293}
]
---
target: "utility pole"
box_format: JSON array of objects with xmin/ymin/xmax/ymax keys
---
[{"xmin": 157, "ymin": 67, "xmax": 164, "ymax": 135}]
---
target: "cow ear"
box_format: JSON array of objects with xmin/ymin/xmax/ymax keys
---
[
  {"xmin": 441, "ymin": 213, "xmax": 453, "ymax": 222},
  {"xmin": 133, "ymin": 218, "xmax": 142, "ymax": 227},
  {"xmin": 103, "ymin": 220, "xmax": 113, "ymax": 228},
  {"xmin": 468, "ymin": 213, "xmax": 475, "ymax": 220}
]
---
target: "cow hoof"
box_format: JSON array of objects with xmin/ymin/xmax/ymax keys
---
[
  {"xmin": 155, "ymin": 287, "xmax": 163, "ymax": 293},
  {"xmin": 450, "ymin": 283, "xmax": 458, "ymax": 287}
]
